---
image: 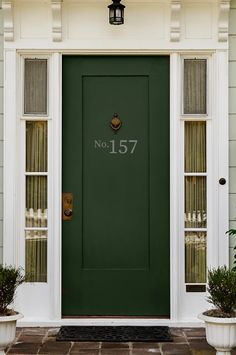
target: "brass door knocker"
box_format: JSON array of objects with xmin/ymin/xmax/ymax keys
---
[{"xmin": 110, "ymin": 113, "xmax": 122, "ymax": 132}]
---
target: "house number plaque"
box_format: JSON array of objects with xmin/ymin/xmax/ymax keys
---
[{"xmin": 94, "ymin": 139, "xmax": 138, "ymax": 154}]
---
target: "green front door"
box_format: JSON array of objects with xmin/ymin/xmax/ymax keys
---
[{"xmin": 62, "ymin": 56, "xmax": 170, "ymax": 316}]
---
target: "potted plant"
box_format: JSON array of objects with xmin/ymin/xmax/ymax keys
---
[
  {"xmin": 0, "ymin": 265, "xmax": 24, "ymax": 354},
  {"xmin": 198, "ymin": 266, "xmax": 236, "ymax": 355}
]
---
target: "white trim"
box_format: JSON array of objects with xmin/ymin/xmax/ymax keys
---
[
  {"xmin": 25, "ymin": 172, "xmax": 48, "ymax": 176},
  {"xmin": 3, "ymin": 49, "xmax": 17, "ymax": 264},
  {"xmin": 20, "ymin": 117, "xmax": 52, "ymax": 121},
  {"xmin": 2, "ymin": 1, "xmax": 14, "ymax": 42},
  {"xmin": 169, "ymin": 53, "xmax": 181, "ymax": 322},
  {"xmin": 3, "ymin": 48, "xmax": 229, "ymax": 324},
  {"xmin": 180, "ymin": 116, "xmax": 211, "ymax": 121},
  {"xmin": 215, "ymin": 50, "xmax": 229, "ymax": 265},
  {"xmin": 218, "ymin": 0, "xmax": 230, "ymax": 42},
  {"xmin": 170, "ymin": 0, "xmax": 181, "ymax": 42},
  {"xmin": 3, "ymin": 0, "xmax": 230, "ymax": 51},
  {"xmin": 15, "ymin": 49, "xmax": 218, "ymax": 56},
  {"xmin": 51, "ymin": 52, "xmax": 62, "ymax": 320},
  {"xmin": 184, "ymin": 173, "xmax": 207, "ymax": 176},
  {"xmin": 17, "ymin": 318, "xmax": 204, "ymax": 328},
  {"xmin": 51, "ymin": 0, "xmax": 63, "ymax": 42}
]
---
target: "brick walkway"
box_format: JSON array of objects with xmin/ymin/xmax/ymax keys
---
[{"xmin": 5, "ymin": 327, "xmax": 236, "ymax": 354}]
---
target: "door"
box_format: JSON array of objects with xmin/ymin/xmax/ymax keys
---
[{"xmin": 62, "ymin": 56, "xmax": 170, "ymax": 316}]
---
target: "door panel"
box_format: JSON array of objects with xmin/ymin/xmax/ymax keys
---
[
  {"xmin": 62, "ymin": 56, "xmax": 170, "ymax": 316},
  {"xmin": 83, "ymin": 75, "xmax": 149, "ymax": 270}
]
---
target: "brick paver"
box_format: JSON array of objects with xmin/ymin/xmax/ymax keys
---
[{"xmin": 4, "ymin": 327, "xmax": 236, "ymax": 354}]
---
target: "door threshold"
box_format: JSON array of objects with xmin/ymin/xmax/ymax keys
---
[
  {"xmin": 18, "ymin": 317, "xmax": 203, "ymax": 328},
  {"xmin": 62, "ymin": 316, "xmax": 170, "ymax": 319}
]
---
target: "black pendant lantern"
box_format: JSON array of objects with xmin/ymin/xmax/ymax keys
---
[{"xmin": 108, "ymin": 0, "xmax": 125, "ymax": 25}]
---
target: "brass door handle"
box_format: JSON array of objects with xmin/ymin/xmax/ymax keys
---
[
  {"xmin": 64, "ymin": 209, "xmax": 73, "ymax": 217},
  {"xmin": 62, "ymin": 193, "xmax": 73, "ymax": 221}
]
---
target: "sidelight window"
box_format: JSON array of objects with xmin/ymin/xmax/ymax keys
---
[
  {"xmin": 183, "ymin": 58, "xmax": 208, "ymax": 290},
  {"xmin": 184, "ymin": 123, "xmax": 207, "ymax": 284},
  {"xmin": 24, "ymin": 59, "xmax": 48, "ymax": 282}
]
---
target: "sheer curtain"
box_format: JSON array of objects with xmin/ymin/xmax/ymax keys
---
[
  {"xmin": 25, "ymin": 231, "xmax": 47, "ymax": 282},
  {"xmin": 24, "ymin": 59, "xmax": 47, "ymax": 115},
  {"xmin": 185, "ymin": 232, "xmax": 206, "ymax": 283},
  {"xmin": 26, "ymin": 121, "xmax": 47, "ymax": 172},
  {"xmin": 184, "ymin": 59, "xmax": 207, "ymax": 115},
  {"xmin": 25, "ymin": 122, "xmax": 47, "ymax": 282},
  {"xmin": 185, "ymin": 121, "xmax": 206, "ymax": 173},
  {"xmin": 185, "ymin": 177, "xmax": 206, "ymax": 229},
  {"xmin": 185, "ymin": 122, "xmax": 207, "ymax": 283}
]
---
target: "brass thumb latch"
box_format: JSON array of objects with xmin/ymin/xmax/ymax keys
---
[{"xmin": 62, "ymin": 193, "xmax": 73, "ymax": 221}]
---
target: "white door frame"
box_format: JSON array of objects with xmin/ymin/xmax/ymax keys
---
[{"xmin": 3, "ymin": 49, "xmax": 229, "ymax": 325}]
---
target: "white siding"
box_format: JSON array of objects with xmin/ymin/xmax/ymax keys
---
[{"xmin": 229, "ymin": 0, "xmax": 236, "ymax": 266}]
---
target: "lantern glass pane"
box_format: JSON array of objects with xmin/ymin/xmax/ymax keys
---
[
  {"xmin": 115, "ymin": 9, "xmax": 122, "ymax": 18},
  {"xmin": 109, "ymin": 8, "xmax": 114, "ymax": 18}
]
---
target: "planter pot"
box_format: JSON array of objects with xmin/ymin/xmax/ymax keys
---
[
  {"xmin": 0, "ymin": 312, "xmax": 23, "ymax": 355},
  {"xmin": 198, "ymin": 313, "xmax": 236, "ymax": 355}
]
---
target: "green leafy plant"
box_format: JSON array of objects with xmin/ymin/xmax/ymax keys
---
[
  {"xmin": 205, "ymin": 266, "xmax": 236, "ymax": 318},
  {"xmin": 0, "ymin": 265, "xmax": 25, "ymax": 316},
  {"xmin": 226, "ymin": 229, "xmax": 236, "ymax": 271}
]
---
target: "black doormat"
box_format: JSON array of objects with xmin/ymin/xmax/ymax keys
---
[{"xmin": 56, "ymin": 325, "xmax": 172, "ymax": 342}]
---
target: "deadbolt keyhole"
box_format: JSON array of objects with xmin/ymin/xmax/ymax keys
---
[{"xmin": 64, "ymin": 209, "xmax": 73, "ymax": 217}]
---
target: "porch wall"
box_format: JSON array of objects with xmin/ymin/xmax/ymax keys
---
[
  {"xmin": 0, "ymin": 1, "xmax": 3, "ymax": 264},
  {"xmin": 229, "ymin": 0, "xmax": 236, "ymax": 267},
  {"xmin": 0, "ymin": 1, "xmax": 234, "ymax": 268}
]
